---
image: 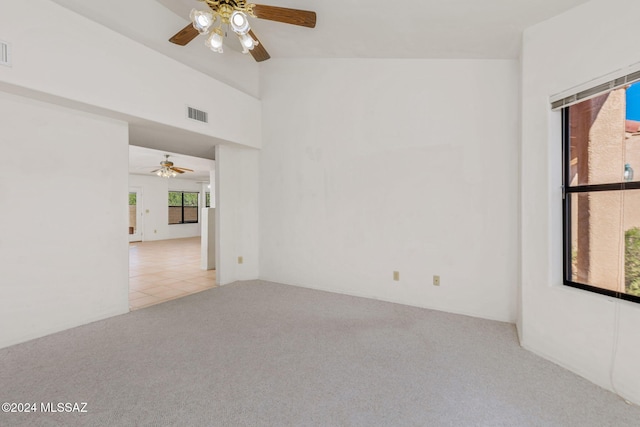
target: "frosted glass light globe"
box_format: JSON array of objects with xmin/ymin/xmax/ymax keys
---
[
  {"xmin": 230, "ymin": 11, "xmax": 250, "ymax": 35},
  {"xmin": 190, "ymin": 9, "xmax": 214, "ymax": 34},
  {"xmin": 206, "ymin": 31, "xmax": 224, "ymax": 53}
]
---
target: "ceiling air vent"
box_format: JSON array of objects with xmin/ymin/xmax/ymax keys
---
[
  {"xmin": 187, "ymin": 106, "xmax": 208, "ymax": 123},
  {"xmin": 0, "ymin": 41, "xmax": 10, "ymax": 67}
]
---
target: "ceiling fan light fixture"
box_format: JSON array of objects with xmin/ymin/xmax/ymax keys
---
[
  {"xmin": 170, "ymin": 3, "xmax": 317, "ymax": 63},
  {"xmin": 206, "ymin": 29, "xmax": 224, "ymax": 53},
  {"xmin": 230, "ymin": 11, "xmax": 250, "ymax": 35},
  {"xmin": 152, "ymin": 154, "xmax": 192, "ymax": 179},
  {"xmin": 238, "ymin": 33, "xmax": 258, "ymax": 52},
  {"xmin": 190, "ymin": 9, "xmax": 214, "ymax": 34},
  {"xmin": 156, "ymin": 168, "xmax": 177, "ymax": 178}
]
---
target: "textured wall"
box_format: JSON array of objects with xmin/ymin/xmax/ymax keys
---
[
  {"xmin": 0, "ymin": 92, "xmax": 129, "ymax": 348},
  {"xmin": 259, "ymin": 59, "xmax": 520, "ymax": 322}
]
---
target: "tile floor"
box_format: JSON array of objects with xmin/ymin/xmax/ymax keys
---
[{"xmin": 129, "ymin": 237, "xmax": 216, "ymax": 310}]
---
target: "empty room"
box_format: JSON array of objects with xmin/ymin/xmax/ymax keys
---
[{"xmin": 1, "ymin": 0, "xmax": 640, "ymax": 425}]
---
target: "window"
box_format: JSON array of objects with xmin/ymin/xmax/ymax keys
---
[
  {"xmin": 562, "ymin": 81, "xmax": 640, "ymax": 303},
  {"xmin": 129, "ymin": 192, "xmax": 137, "ymax": 235},
  {"xmin": 205, "ymin": 192, "xmax": 211, "ymax": 208},
  {"xmin": 168, "ymin": 191, "xmax": 199, "ymax": 225}
]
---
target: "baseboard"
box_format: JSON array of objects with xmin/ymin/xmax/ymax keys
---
[
  {"xmin": 256, "ymin": 277, "xmax": 515, "ymax": 324},
  {"xmin": 0, "ymin": 306, "xmax": 130, "ymax": 350}
]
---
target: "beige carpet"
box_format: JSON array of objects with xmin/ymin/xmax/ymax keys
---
[{"xmin": 1, "ymin": 280, "xmax": 639, "ymax": 426}]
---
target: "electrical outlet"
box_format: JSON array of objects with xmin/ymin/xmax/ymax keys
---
[
  {"xmin": 433, "ymin": 275, "xmax": 440, "ymax": 286},
  {"xmin": 393, "ymin": 271, "xmax": 400, "ymax": 281},
  {"xmin": 238, "ymin": 256, "xmax": 244, "ymax": 264}
]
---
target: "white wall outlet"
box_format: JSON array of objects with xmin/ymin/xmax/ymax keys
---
[
  {"xmin": 393, "ymin": 271, "xmax": 400, "ymax": 281},
  {"xmin": 433, "ymin": 275, "xmax": 441, "ymax": 286}
]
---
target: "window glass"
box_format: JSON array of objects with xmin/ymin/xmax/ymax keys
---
[
  {"xmin": 183, "ymin": 193, "xmax": 198, "ymax": 206},
  {"xmin": 168, "ymin": 192, "xmax": 182, "ymax": 206},
  {"xmin": 563, "ymin": 82, "xmax": 640, "ymax": 303},
  {"xmin": 168, "ymin": 191, "xmax": 199, "ymax": 224},
  {"xmin": 568, "ymin": 89, "xmax": 628, "ymax": 187}
]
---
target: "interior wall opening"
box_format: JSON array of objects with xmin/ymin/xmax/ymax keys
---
[{"xmin": 128, "ymin": 145, "xmax": 217, "ymax": 310}]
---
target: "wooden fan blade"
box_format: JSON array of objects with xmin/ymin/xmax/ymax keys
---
[
  {"xmin": 248, "ymin": 30, "xmax": 271, "ymax": 62},
  {"xmin": 252, "ymin": 5, "xmax": 316, "ymax": 28},
  {"xmin": 172, "ymin": 167, "xmax": 194, "ymax": 172},
  {"xmin": 150, "ymin": 169, "xmax": 160, "ymax": 173},
  {"xmin": 169, "ymin": 23, "xmax": 199, "ymax": 46}
]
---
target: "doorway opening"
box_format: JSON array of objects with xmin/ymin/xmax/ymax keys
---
[
  {"xmin": 129, "ymin": 188, "xmax": 143, "ymax": 242},
  {"xmin": 127, "ymin": 145, "xmax": 216, "ymax": 310}
]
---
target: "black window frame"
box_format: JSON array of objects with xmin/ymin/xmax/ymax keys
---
[
  {"xmin": 562, "ymin": 108, "xmax": 640, "ymax": 304},
  {"xmin": 168, "ymin": 191, "xmax": 199, "ymax": 225},
  {"xmin": 205, "ymin": 191, "xmax": 211, "ymax": 208}
]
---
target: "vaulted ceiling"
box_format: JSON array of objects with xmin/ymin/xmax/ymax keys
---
[
  {"xmin": 52, "ymin": 0, "xmax": 591, "ymax": 96},
  {"xmin": 48, "ymin": 0, "xmax": 592, "ymax": 174}
]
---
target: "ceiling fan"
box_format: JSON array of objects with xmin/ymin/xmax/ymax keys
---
[
  {"xmin": 152, "ymin": 155, "xmax": 194, "ymax": 178},
  {"xmin": 168, "ymin": 0, "xmax": 317, "ymax": 62}
]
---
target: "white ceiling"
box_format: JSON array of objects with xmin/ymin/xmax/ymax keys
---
[
  {"xmin": 51, "ymin": 0, "xmax": 591, "ymax": 94},
  {"xmin": 129, "ymin": 145, "xmax": 215, "ymax": 182},
  {"xmin": 49, "ymin": 0, "xmax": 591, "ymax": 164}
]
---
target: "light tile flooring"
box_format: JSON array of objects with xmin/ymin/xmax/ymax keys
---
[{"xmin": 129, "ymin": 237, "xmax": 216, "ymax": 310}]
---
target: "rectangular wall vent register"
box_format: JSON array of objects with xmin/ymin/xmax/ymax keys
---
[
  {"xmin": 0, "ymin": 41, "xmax": 10, "ymax": 67},
  {"xmin": 187, "ymin": 106, "xmax": 208, "ymax": 123}
]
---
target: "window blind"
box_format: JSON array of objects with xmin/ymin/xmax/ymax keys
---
[{"xmin": 551, "ymin": 69, "xmax": 640, "ymax": 111}]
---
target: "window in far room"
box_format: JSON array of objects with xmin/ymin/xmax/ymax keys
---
[
  {"xmin": 205, "ymin": 192, "xmax": 211, "ymax": 208},
  {"xmin": 562, "ymin": 79, "xmax": 640, "ymax": 303},
  {"xmin": 168, "ymin": 191, "xmax": 199, "ymax": 225}
]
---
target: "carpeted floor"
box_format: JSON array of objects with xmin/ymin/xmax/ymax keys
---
[{"xmin": 1, "ymin": 280, "xmax": 639, "ymax": 426}]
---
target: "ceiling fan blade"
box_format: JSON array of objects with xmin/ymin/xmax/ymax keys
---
[
  {"xmin": 248, "ymin": 30, "xmax": 271, "ymax": 62},
  {"xmin": 170, "ymin": 168, "xmax": 186, "ymax": 174},
  {"xmin": 150, "ymin": 169, "xmax": 161, "ymax": 173},
  {"xmin": 169, "ymin": 23, "xmax": 199, "ymax": 46},
  {"xmin": 172, "ymin": 167, "xmax": 194, "ymax": 172},
  {"xmin": 251, "ymin": 5, "xmax": 316, "ymax": 28}
]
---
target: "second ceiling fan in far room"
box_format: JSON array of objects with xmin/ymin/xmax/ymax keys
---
[
  {"xmin": 152, "ymin": 155, "xmax": 194, "ymax": 178},
  {"xmin": 168, "ymin": 0, "xmax": 317, "ymax": 62}
]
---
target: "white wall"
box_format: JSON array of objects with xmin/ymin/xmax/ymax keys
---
[
  {"xmin": 0, "ymin": 92, "xmax": 129, "ymax": 349},
  {"xmin": 259, "ymin": 59, "xmax": 520, "ymax": 322},
  {"xmin": 521, "ymin": 0, "xmax": 640, "ymax": 405},
  {"xmin": 50, "ymin": 0, "xmax": 260, "ymax": 98},
  {"xmin": 0, "ymin": 0, "xmax": 258, "ymax": 349},
  {"xmin": 128, "ymin": 174, "xmax": 204, "ymax": 241},
  {"xmin": 0, "ymin": 0, "xmax": 261, "ymax": 149},
  {"xmin": 215, "ymin": 145, "xmax": 260, "ymax": 285}
]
